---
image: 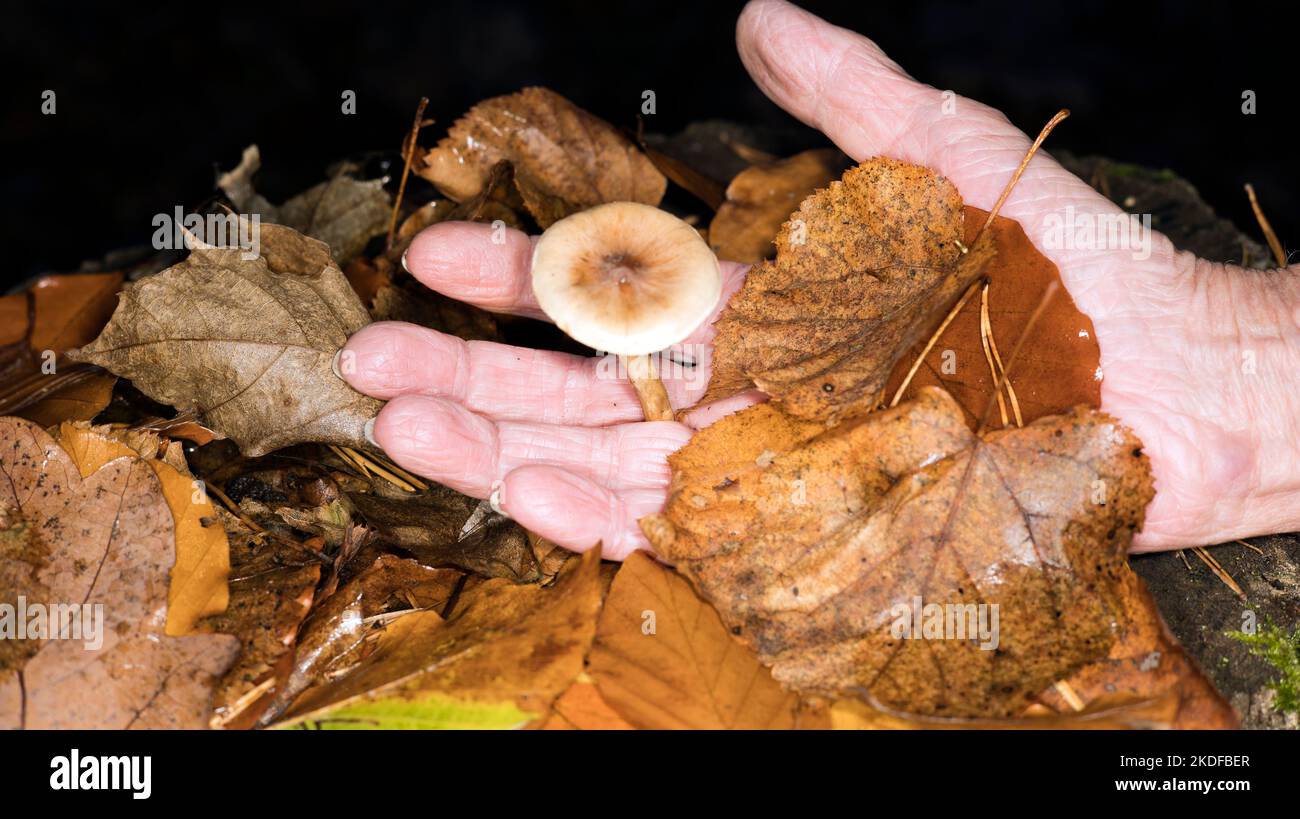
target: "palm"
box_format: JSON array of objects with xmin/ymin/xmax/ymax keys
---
[{"xmin": 343, "ymin": 0, "xmax": 1300, "ymax": 558}]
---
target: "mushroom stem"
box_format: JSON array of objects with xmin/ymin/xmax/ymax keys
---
[{"xmin": 623, "ymin": 353, "xmax": 674, "ymax": 421}]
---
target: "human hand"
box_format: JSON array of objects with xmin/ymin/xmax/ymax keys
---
[{"xmin": 338, "ymin": 0, "xmax": 1300, "ymax": 557}]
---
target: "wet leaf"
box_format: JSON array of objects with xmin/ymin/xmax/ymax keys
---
[
  {"xmin": 0, "ymin": 417, "xmax": 238, "ymax": 728},
  {"xmin": 587, "ymin": 551, "xmax": 814, "ymax": 729},
  {"xmin": 641, "ymin": 388, "xmax": 1163, "ymax": 718},
  {"xmin": 418, "ymin": 87, "xmax": 666, "ymax": 228},
  {"xmin": 883, "ymin": 207, "xmax": 1102, "ymax": 425},
  {"xmin": 201, "ymin": 513, "xmax": 321, "ymax": 730},
  {"xmin": 263, "ymin": 554, "xmax": 463, "ymax": 723},
  {"xmin": 709, "ymin": 148, "xmax": 843, "ymax": 263},
  {"xmin": 71, "ymin": 223, "xmax": 383, "ymax": 457},
  {"xmin": 276, "ymin": 548, "xmax": 603, "ymax": 728},
  {"xmin": 704, "ymin": 158, "xmax": 995, "ymax": 422}
]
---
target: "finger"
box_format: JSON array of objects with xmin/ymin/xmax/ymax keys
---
[
  {"xmin": 735, "ymin": 0, "xmax": 1180, "ymax": 315},
  {"xmin": 497, "ymin": 465, "xmax": 660, "ymax": 560},
  {"xmin": 340, "ymin": 321, "xmax": 646, "ymax": 425},
  {"xmin": 403, "ymin": 221, "xmax": 549, "ymax": 320},
  {"xmin": 368, "ymin": 394, "xmax": 692, "ymax": 499}
]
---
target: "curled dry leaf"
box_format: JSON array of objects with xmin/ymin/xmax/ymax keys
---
[
  {"xmin": 418, "ymin": 87, "xmax": 666, "ymax": 228},
  {"xmin": 218, "ymin": 145, "xmax": 391, "ymax": 264},
  {"xmin": 587, "ymin": 551, "xmax": 821, "ymax": 729},
  {"xmin": 709, "ymin": 148, "xmax": 843, "ymax": 263},
  {"xmin": 883, "ymin": 207, "xmax": 1102, "ymax": 426},
  {"xmin": 71, "ymin": 223, "xmax": 383, "ymax": 457},
  {"xmin": 640, "ymin": 388, "xmax": 1196, "ymax": 719},
  {"xmin": 0, "ymin": 417, "xmax": 238, "ymax": 729},
  {"xmin": 276, "ymin": 548, "xmax": 603, "ymax": 729},
  {"xmin": 704, "ymin": 158, "xmax": 995, "ymax": 422}
]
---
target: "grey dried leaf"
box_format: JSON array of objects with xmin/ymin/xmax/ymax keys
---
[
  {"xmin": 218, "ymin": 145, "xmax": 391, "ymax": 264},
  {"xmin": 72, "ymin": 223, "xmax": 382, "ymax": 457}
]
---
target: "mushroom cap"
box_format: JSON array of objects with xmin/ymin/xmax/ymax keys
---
[{"xmin": 531, "ymin": 202, "xmax": 722, "ymax": 356}]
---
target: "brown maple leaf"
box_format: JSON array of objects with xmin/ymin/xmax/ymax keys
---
[
  {"xmin": 418, "ymin": 87, "xmax": 666, "ymax": 228},
  {"xmin": 71, "ymin": 223, "xmax": 382, "ymax": 457},
  {"xmin": 641, "ymin": 388, "xmax": 1199, "ymax": 720},
  {"xmin": 0, "ymin": 417, "xmax": 238, "ymax": 729},
  {"xmin": 704, "ymin": 158, "xmax": 995, "ymax": 422}
]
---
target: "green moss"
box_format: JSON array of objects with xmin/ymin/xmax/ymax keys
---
[{"xmin": 1229, "ymin": 621, "xmax": 1300, "ymax": 715}]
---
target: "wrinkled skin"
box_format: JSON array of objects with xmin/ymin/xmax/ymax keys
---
[{"xmin": 339, "ymin": 0, "xmax": 1300, "ymax": 559}]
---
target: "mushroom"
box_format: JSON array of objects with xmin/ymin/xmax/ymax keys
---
[{"xmin": 531, "ymin": 202, "xmax": 721, "ymax": 421}]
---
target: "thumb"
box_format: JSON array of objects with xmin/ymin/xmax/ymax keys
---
[{"xmin": 735, "ymin": 0, "xmax": 1181, "ymax": 319}]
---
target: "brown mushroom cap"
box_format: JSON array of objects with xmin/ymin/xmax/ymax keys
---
[{"xmin": 531, "ymin": 202, "xmax": 722, "ymax": 356}]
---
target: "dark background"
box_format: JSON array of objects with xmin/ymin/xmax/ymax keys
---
[{"xmin": 3, "ymin": 0, "xmax": 1296, "ymax": 287}]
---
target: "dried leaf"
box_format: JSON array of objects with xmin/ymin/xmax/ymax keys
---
[
  {"xmin": 0, "ymin": 272, "xmax": 123, "ymax": 425},
  {"xmin": 0, "ymin": 417, "xmax": 238, "ymax": 728},
  {"xmin": 71, "ymin": 223, "xmax": 383, "ymax": 457},
  {"xmin": 0, "ymin": 272, "xmax": 123, "ymax": 368},
  {"xmin": 704, "ymin": 158, "xmax": 995, "ymax": 422},
  {"xmin": 536, "ymin": 679, "xmax": 634, "ymax": 730},
  {"xmin": 642, "ymin": 388, "xmax": 1169, "ymax": 718},
  {"xmin": 0, "ymin": 364, "xmax": 115, "ymax": 428},
  {"xmin": 709, "ymin": 148, "xmax": 843, "ymax": 263},
  {"xmin": 884, "ymin": 207, "xmax": 1102, "ymax": 425},
  {"xmin": 262, "ymin": 554, "xmax": 462, "ymax": 723},
  {"xmin": 276, "ymin": 548, "xmax": 603, "ymax": 728},
  {"xmin": 218, "ymin": 145, "xmax": 391, "ymax": 264},
  {"xmin": 587, "ymin": 551, "xmax": 813, "ymax": 729},
  {"xmin": 349, "ymin": 488, "xmax": 541, "ymax": 582},
  {"xmin": 57, "ymin": 422, "xmax": 231, "ymax": 636},
  {"xmin": 418, "ymin": 87, "xmax": 666, "ymax": 228},
  {"xmin": 201, "ymin": 513, "xmax": 321, "ymax": 728}
]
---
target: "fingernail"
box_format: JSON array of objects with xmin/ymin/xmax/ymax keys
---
[
  {"xmin": 331, "ymin": 348, "xmax": 345, "ymax": 380},
  {"xmin": 401, "ymin": 248, "xmax": 410, "ymax": 272},
  {"xmin": 363, "ymin": 417, "xmax": 377, "ymax": 446},
  {"xmin": 488, "ymin": 480, "xmax": 506, "ymax": 516}
]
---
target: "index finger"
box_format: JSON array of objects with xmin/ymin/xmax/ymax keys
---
[{"xmin": 403, "ymin": 221, "xmax": 550, "ymax": 321}]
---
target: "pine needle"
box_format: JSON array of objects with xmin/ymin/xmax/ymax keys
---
[
  {"xmin": 889, "ymin": 278, "xmax": 982, "ymax": 407},
  {"xmin": 1244, "ymin": 183, "xmax": 1287, "ymax": 268},
  {"xmin": 1054, "ymin": 680, "xmax": 1085, "ymax": 711},
  {"xmin": 1192, "ymin": 546, "xmax": 1245, "ymax": 600}
]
